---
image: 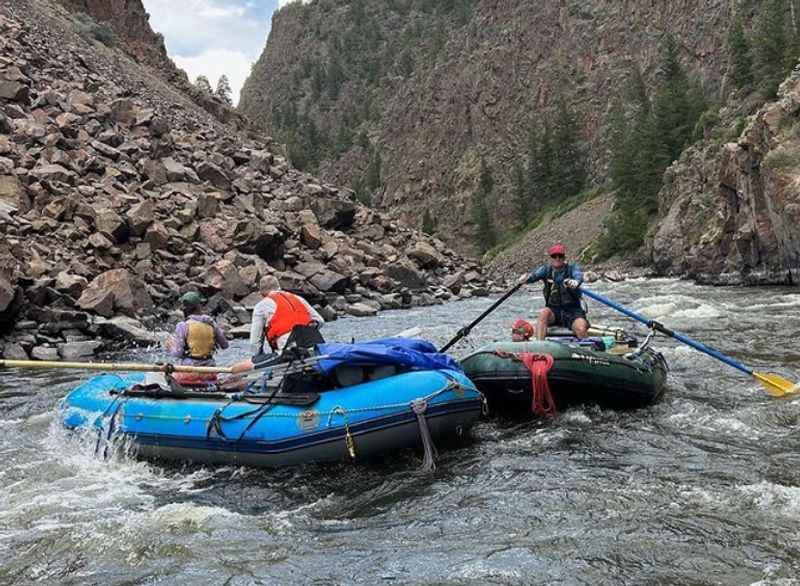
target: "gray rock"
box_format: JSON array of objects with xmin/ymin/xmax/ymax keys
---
[
  {"xmin": 386, "ymin": 260, "xmax": 425, "ymax": 289},
  {"xmin": 97, "ymin": 316, "xmax": 160, "ymax": 346},
  {"xmin": 345, "ymin": 302, "xmax": 378, "ymax": 317},
  {"xmin": 310, "ymin": 269, "xmax": 349, "ymax": 293},
  {"xmin": 95, "ymin": 209, "xmax": 129, "ymax": 243},
  {"xmin": 126, "ymin": 200, "xmax": 155, "ymax": 236},
  {"xmin": 0, "ymin": 81, "xmax": 29, "ymax": 103},
  {"xmin": 408, "ymin": 241, "xmax": 442, "ymax": 268},
  {"xmin": 55, "ymin": 271, "xmax": 88, "ymax": 298},
  {"xmin": 58, "ymin": 341, "xmax": 103, "ymax": 360},
  {"xmin": 31, "ymin": 164, "xmax": 75, "ymax": 184},
  {"xmin": 310, "ymin": 198, "xmax": 356, "ymax": 229},
  {"xmin": 31, "ymin": 346, "xmax": 59, "ymax": 361},
  {"xmin": 196, "ymin": 161, "xmax": 229, "ymax": 188},
  {"xmin": 2, "ymin": 342, "xmax": 28, "ymax": 360}
]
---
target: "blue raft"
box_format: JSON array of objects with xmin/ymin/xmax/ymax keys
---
[{"xmin": 59, "ymin": 344, "xmax": 483, "ymax": 468}]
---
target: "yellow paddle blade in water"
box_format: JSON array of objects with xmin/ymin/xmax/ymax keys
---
[{"xmin": 754, "ymin": 372, "xmax": 800, "ymax": 397}]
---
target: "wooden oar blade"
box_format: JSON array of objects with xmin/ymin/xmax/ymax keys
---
[{"xmin": 754, "ymin": 372, "xmax": 799, "ymax": 397}]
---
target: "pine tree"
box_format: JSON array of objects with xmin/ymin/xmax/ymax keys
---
[
  {"xmin": 729, "ymin": 17, "xmax": 754, "ymax": 90},
  {"xmin": 215, "ymin": 75, "xmax": 233, "ymax": 105},
  {"xmin": 753, "ymin": 0, "xmax": 789, "ymax": 98},
  {"xmin": 551, "ymin": 98, "xmax": 588, "ymax": 200},
  {"xmin": 511, "ymin": 160, "xmax": 530, "ymax": 229},
  {"xmin": 365, "ymin": 149, "xmax": 382, "ymax": 192},
  {"xmin": 422, "ymin": 208, "xmax": 436, "ymax": 234},
  {"xmin": 194, "ymin": 75, "xmax": 212, "ymax": 94},
  {"xmin": 471, "ymin": 158, "xmax": 496, "ymax": 251}
]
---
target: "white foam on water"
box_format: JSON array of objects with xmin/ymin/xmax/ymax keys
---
[
  {"xmin": 738, "ymin": 482, "xmax": 800, "ymax": 518},
  {"xmin": 561, "ymin": 410, "xmax": 592, "ymax": 425}
]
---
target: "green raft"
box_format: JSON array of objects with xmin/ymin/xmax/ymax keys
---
[{"xmin": 460, "ymin": 329, "xmax": 668, "ymax": 416}]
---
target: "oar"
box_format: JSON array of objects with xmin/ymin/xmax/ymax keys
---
[
  {"xmin": 439, "ymin": 281, "xmax": 525, "ymax": 353},
  {"xmin": 0, "ymin": 359, "xmax": 232, "ymax": 374},
  {"xmin": 580, "ymin": 287, "xmax": 798, "ymax": 397}
]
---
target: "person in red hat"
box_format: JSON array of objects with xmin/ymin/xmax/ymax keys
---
[
  {"xmin": 517, "ymin": 243, "xmax": 589, "ymax": 339},
  {"xmin": 511, "ymin": 319, "xmax": 535, "ymax": 342}
]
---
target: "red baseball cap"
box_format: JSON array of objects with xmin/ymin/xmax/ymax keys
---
[{"xmin": 547, "ymin": 244, "xmax": 566, "ymax": 256}]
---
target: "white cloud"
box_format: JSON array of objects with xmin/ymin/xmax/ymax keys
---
[
  {"xmin": 142, "ymin": 0, "xmax": 270, "ymax": 105},
  {"xmin": 173, "ymin": 49, "xmax": 252, "ymax": 106}
]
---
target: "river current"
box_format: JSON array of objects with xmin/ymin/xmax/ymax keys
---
[{"xmin": 1, "ymin": 279, "xmax": 799, "ymax": 585}]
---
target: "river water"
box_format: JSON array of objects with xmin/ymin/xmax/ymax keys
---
[{"xmin": 1, "ymin": 279, "xmax": 799, "ymax": 585}]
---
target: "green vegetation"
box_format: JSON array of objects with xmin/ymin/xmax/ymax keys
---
[
  {"xmin": 422, "ymin": 208, "xmax": 437, "ymax": 234},
  {"xmin": 729, "ymin": 17, "xmax": 753, "ymax": 90},
  {"xmin": 763, "ymin": 147, "xmax": 800, "ymax": 170},
  {"xmin": 599, "ymin": 35, "xmax": 707, "ymax": 257},
  {"xmin": 472, "ymin": 159, "xmax": 497, "ymax": 252},
  {"xmin": 73, "ymin": 12, "xmax": 116, "ymax": 47}
]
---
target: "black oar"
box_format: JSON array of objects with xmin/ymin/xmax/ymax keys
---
[
  {"xmin": 439, "ymin": 281, "xmax": 525, "ymax": 352},
  {"xmin": 580, "ymin": 287, "xmax": 798, "ymax": 397}
]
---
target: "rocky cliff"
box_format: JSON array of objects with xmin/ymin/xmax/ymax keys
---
[
  {"xmin": 0, "ymin": 0, "xmax": 491, "ymax": 361},
  {"xmin": 649, "ymin": 71, "xmax": 800, "ymax": 285},
  {"xmin": 240, "ymin": 0, "xmax": 736, "ymax": 254},
  {"xmin": 56, "ymin": 0, "xmax": 246, "ymax": 128}
]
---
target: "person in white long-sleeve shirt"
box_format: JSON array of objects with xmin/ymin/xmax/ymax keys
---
[{"xmin": 231, "ymin": 275, "xmax": 324, "ymax": 374}]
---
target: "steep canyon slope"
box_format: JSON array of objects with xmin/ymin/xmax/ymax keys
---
[{"xmin": 240, "ymin": 0, "xmax": 737, "ymax": 255}]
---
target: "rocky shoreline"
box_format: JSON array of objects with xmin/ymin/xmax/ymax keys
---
[{"xmin": 0, "ymin": 2, "xmax": 494, "ymax": 362}]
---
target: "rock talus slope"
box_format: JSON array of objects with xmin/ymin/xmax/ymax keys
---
[{"xmin": 0, "ymin": 0, "xmax": 491, "ymax": 360}]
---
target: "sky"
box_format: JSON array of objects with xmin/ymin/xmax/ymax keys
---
[{"xmin": 141, "ymin": 0, "xmax": 301, "ymax": 106}]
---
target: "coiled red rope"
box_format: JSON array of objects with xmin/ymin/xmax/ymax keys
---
[{"xmin": 495, "ymin": 350, "xmax": 556, "ymax": 417}]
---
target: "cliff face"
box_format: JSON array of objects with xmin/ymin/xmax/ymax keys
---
[
  {"xmin": 649, "ymin": 72, "xmax": 800, "ymax": 285},
  {"xmin": 0, "ymin": 0, "xmax": 490, "ymax": 360},
  {"xmin": 240, "ymin": 0, "xmax": 736, "ymax": 254},
  {"xmin": 56, "ymin": 0, "xmax": 246, "ymax": 128}
]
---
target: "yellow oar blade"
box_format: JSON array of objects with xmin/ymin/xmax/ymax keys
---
[{"xmin": 754, "ymin": 372, "xmax": 800, "ymax": 397}]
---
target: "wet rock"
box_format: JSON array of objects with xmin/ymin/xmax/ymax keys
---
[
  {"xmin": 31, "ymin": 345, "xmax": 59, "ymax": 361},
  {"xmin": 345, "ymin": 302, "xmax": 378, "ymax": 317},
  {"xmin": 97, "ymin": 316, "xmax": 160, "ymax": 346},
  {"xmin": 2, "ymin": 342, "xmax": 28, "ymax": 359},
  {"xmin": 58, "ymin": 340, "xmax": 103, "ymax": 360}
]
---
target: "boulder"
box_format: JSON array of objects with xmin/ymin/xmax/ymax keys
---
[
  {"xmin": 300, "ymin": 223, "xmax": 322, "ymax": 249},
  {"xmin": 345, "ymin": 302, "xmax": 378, "ymax": 317},
  {"xmin": 310, "ymin": 199, "xmax": 356, "ymax": 229},
  {"xmin": 385, "ymin": 260, "xmax": 425, "ymax": 289},
  {"xmin": 95, "ymin": 209, "xmax": 129, "ymax": 243},
  {"xmin": 77, "ymin": 268, "xmax": 153, "ymax": 318},
  {"xmin": 97, "ymin": 316, "xmax": 160, "ymax": 346},
  {"xmin": 0, "ymin": 175, "xmax": 23, "ymax": 211},
  {"xmin": 207, "ymin": 259, "xmax": 248, "ymax": 299},
  {"xmin": 31, "ymin": 346, "xmax": 59, "ymax": 361},
  {"xmin": 198, "ymin": 221, "xmax": 230, "ymax": 252},
  {"xmin": 109, "ymin": 98, "xmax": 136, "ymax": 125},
  {"xmin": 408, "ymin": 241, "xmax": 443, "ymax": 268},
  {"xmin": 162, "ymin": 157, "xmax": 193, "ymax": 182},
  {"xmin": 126, "ymin": 200, "xmax": 155, "ymax": 236},
  {"xmin": 0, "ymin": 270, "xmax": 16, "ymax": 313},
  {"xmin": 67, "ymin": 90, "xmax": 94, "ymax": 112},
  {"xmin": 0, "ymin": 80, "xmax": 29, "ymax": 103},
  {"xmin": 233, "ymin": 221, "xmax": 285, "ymax": 260},
  {"xmin": 88, "ymin": 232, "xmax": 114, "ymax": 250},
  {"xmin": 310, "ymin": 269, "xmax": 349, "ymax": 293},
  {"xmin": 2, "ymin": 342, "xmax": 28, "ymax": 359},
  {"xmin": 196, "ymin": 161, "xmax": 229, "ymax": 188},
  {"xmin": 141, "ymin": 159, "xmax": 168, "ymax": 186},
  {"xmin": 196, "ymin": 192, "xmax": 220, "ymax": 218},
  {"xmin": 55, "ymin": 271, "xmax": 88, "ymax": 298},
  {"xmin": 442, "ymin": 272, "xmax": 463, "ymax": 294},
  {"xmin": 144, "ymin": 221, "xmax": 170, "ymax": 250},
  {"xmin": 30, "ymin": 164, "xmax": 74, "ymax": 184},
  {"xmin": 58, "ymin": 341, "xmax": 103, "ymax": 360}
]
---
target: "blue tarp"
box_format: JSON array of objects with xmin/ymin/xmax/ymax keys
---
[{"xmin": 316, "ymin": 337, "xmax": 463, "ymax": 374}]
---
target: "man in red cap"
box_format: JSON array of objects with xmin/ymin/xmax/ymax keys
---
[{"xmin": 518, "ymin": 243, "xmax": 588, "ymax": 340}]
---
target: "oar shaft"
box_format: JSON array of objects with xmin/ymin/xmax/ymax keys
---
[
  {"xmin": 580, "ymin": 287, "xmax": 753, "ymax": 376},
  {"xmin": 439, "ymin": 281, "xmax": 524, "ymax": 353},
  {"xmin": 0, "ymin": 359, "xmax": 232, "ymax": 374}
]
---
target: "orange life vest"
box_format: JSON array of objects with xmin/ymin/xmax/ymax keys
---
[{"xmin": 265, "ymin": 291, "xmax": 312, "ymax": 349}]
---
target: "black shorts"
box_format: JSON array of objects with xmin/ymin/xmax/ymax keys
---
[{"xmin": 549, "ymin": 306, "xmax": 588, "ymax": 329}]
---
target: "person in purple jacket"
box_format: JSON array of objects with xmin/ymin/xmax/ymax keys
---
[{"xmin": 165, "ymin": 291, "xmax": 229, "ymax": 385}]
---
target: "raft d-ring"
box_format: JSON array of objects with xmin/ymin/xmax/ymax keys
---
[
  {"xmin": 135, "ymin": 413, "xmax": 143, "ymax": 421},
  {"xmin": 184, "ymin": 415, "xmax": 191, "ymax": 424}
]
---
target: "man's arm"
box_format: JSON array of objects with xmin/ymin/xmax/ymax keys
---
[
  {"xmin": 526, "ymin": 265, "xmax": 549, "ymax": 284},
  {"xmin": 213, "ymin": 322, "xmax": 229, "ymax": 350},
  {"xmin": 167, "ymin": 322, "xmax": 187, "ymax": 358},
  {"xmin": 249, "ymin": 298, "xmax": 276, "ymax": 356}
]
